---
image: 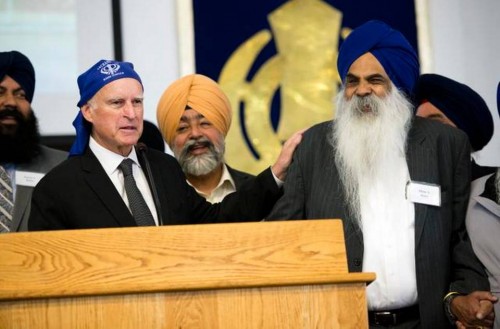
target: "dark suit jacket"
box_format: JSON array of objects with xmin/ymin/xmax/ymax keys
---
[
  {"xmin": 267, "ymin": 117, "xmax": 489, "ymax": 328},
  {"xmin": 28, "ymin": 147, "xmax": 281, "ymax": 230},
  {"xmin": 227, "ymin": 165, "xmax": 254, "ymax": 190},
  {"xmin": 12, "ymin": 145, "xmax": 67, "ymax": 231}
]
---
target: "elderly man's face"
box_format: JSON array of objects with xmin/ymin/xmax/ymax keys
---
[
  {"xmin": 344, "ymin": 52, "xmax": 391, "ymax": 104},
  {"xmin": 82, "ymin": 78, "xmax": 144, "ymax": 157},
  {"xmin": 171, "ymin": 108, "xmax": 224, "ymax": 159},
  {"xmin": 0, "ymin": 75, "xmax": 32, "ymax": 135}
]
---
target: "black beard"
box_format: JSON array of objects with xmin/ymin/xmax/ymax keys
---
[{"xmin": 0, "ymin": 106, "xmax": 41, "ymax": 164}]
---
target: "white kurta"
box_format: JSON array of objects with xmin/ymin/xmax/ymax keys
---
[{"xmin": 361, "ymin": 155, "xmax": 418, "ymax": 310}]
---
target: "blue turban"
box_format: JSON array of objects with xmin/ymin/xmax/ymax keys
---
[
  {"xmin": 415, "ymin": 74, "xmax": 493, "ymax": 151},
  {"xmin": 497, "ymin": 82, "xmax": 500, "ymax": 118},
  {"xmin": 69, "ymin": 59, "xmax": 143, "ymax": 157},
  {"xmin": 337, "ymin": 20, "xmax": 419, "ymax": 97},
  {"xmin": 0, "ymin": 51, "xmax": 36, "ymax": 103}
]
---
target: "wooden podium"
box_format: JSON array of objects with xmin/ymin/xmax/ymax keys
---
[{"xmin": 0, "ymin": 219, "xmax": 374, "ymax": 328}]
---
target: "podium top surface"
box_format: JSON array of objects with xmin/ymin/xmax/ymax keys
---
[{"xmin": 0, "ymin": 219, "xmax": 374, "ymax": 300}]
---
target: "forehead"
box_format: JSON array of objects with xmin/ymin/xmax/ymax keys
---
[
  {"xmin": 347, "ymin": 52, "xmax": 389, "ymax": 78},
  {"xmin": 180, "ymin": 108, "xmax": 205, "ymax": 121},
  {"xmin": 95, "ymin": 78, "xmax": 143, "ymax": 99},
  {"xmin": 417, "ymin": 101, "xmax": 446, "ymax": 117},
  {"xmin": 0, "ymin": 75, "xmax": 22, "ymax": 89}
]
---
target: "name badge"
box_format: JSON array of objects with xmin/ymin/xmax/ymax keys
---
[
  {"xmin": 406, "ymin": 181, "xmax": 441, "ymax": 206},
  {"xmin": 16, "ymin": 171, "xmax": 45, "ymax": 187}
]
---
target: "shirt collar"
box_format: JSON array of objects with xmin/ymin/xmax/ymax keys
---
[
  {"xmin": 187, "ymin": 163, "xmax": 236, "ymax": 195},
  {"xmin": 89, "ymin": 136, "xmax": 140, "ymax": 175}
]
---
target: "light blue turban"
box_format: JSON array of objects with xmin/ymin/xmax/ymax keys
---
[{"xmin": 337, "ymin": 20, "xmax": 419, "ymax": 97}]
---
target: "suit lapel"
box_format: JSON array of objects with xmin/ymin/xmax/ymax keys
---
[
  {"xmin": 406, "ymin": 118, "xmax": 431, "ymax": 247},
  {"xmin": 227, "ymin": 165, "xmax": 252, "ymax": 190},
  {"xmin": 11, "ymin": 186, "xmax": 30, "ymax": 231},
  {"xmin": 12, "ymin": 153, "xmax": 49, "ymax": 231},
  {"xmin": 82, "ymin": 150, "xmax": 136, "ymax": 227}
]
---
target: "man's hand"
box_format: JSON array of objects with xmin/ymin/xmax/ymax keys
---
[
  {"xmin": 452, "ymin": 291, "xmax": 497, "ymax": 329},
  {"xmin": 271, "ymin": 128, "xmax": 307, "ymax": 181}
]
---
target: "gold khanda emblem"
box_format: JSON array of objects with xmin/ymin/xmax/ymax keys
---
[{"xmin": 219, "ymin": 0, "xmax": 345, "ymax": 174}]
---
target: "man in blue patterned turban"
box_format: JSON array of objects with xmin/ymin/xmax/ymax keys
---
[
  {"xmin": 267, "ymin": 20, "xmax": 496, "ymax": 328},
  {"xmin": 28, "ymin": 59, "xmax": 302, "ymax": 233}
]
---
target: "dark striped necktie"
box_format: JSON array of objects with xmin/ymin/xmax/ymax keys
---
[{"xmin": 118, "ymin": 159, "xmax": 155, "ymax": 226}]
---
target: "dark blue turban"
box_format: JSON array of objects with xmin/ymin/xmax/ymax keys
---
[
  {"xmin": 0, "ymin": 50, "xmax": 36, "ymax": 103},
  {"xmin": 337, "ymin": 20, "xmax": 419, "ymax": 97},
  {"xmin": 497, "ymin": 82, "xmax": 500, "ymax": 118},
  {"xmin": 415, "ymin": 74, "xmax": 493, "ymax": 151},
  {"xmin": 69, "ymin": 59, "xmax": 143, "ymax": 157}
]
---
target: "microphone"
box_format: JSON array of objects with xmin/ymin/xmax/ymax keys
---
[{"xmin": 136, "ymin": 142, "xmax": 164, "ymax": 226}]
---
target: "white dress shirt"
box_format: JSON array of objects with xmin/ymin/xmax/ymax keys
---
[
  {"xmin": 89, "ymin": 137, "xmax": 159, "ymax": 225},
  {"xmin": 360, "ymin": 155, "xmax": 418, "ymax": 310},
  {"xmin": 189, "ymin": 164, "xmax": 236, "ymax": 204}
]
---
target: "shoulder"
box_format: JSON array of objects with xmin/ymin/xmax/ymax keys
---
[
  {"xmin": 32, "ymin": 155, "xmax": 83, "ymax": 192},
  {"xmin": 226, "ymin": 165, "xmax": 255, "ymax": 180},
  {"xmin": 39, "ymin": 145, "xmax": 68, "ymax": 159},
  {"xmin": 306, "ymin": 121, "xmax": 332, "ymax": 136},
  {"xmin": 409, "ymin": 117, "xmax": 470, "ymax": 155},
  {"xmin": 298, "ymin": 121, "xmax": 334, "ymax": 151},
  {"xmin": 144, "ymin": 148, "xmax": 179, "ymax": 166},
  {"xmin": 19, "ymin": 145, "xmax": 68, "ymax": 172},
  {"xmin": 412, "ymin": 116, "xmax": 468, "ymax": 143}
]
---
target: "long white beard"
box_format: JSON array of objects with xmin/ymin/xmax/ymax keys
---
[
  {"xmin": 331, "ymin": 86, "xmax": 413, "ymax": 227},
  {"xmin": 174, "ymin": 136, "xmax": 225, "ymax": 176}
]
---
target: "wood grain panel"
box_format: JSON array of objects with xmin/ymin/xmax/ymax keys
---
[
  {"xmin": 0, "ymin": 219, "xmax": 374, "ymax": 328},
  {"xmin": 0, "ymin": 284, "xmax": 369, "ymax": 329}
]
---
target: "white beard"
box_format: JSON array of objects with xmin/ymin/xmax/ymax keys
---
[
  {"xmin": 331, "ymin": 86, "xmax": 414, "ymax": 228},
  {"xmin": 174, "ymin": 136, "xmax": 225, "ymax": 176}
]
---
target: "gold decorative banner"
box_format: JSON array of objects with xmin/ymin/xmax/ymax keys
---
[{"xmin": 188, "ymin": 0, "xmax": 419, "ymax": 174}]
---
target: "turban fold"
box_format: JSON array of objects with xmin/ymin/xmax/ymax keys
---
[
  {"xmin": 69, "ymin": 59, "xmax": 143, "ymax": 157},
  {"xmin": 337, "ymin": 20, "xmax": 419, "ymax": 97},
  {"xmin": 415, "ymin": 74, "xmax": 493, "ymax": 151},
  {"xmin": 0, "ymin": 50, "xmax": 35, "ymax": 103},
  {"xmin": 156, "ymin": 74, "xmax": 232, "ymax": 146}
]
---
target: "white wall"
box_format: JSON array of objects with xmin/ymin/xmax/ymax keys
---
[
  {"xmin": 424, "ymin": 0, "xmax": 500, "ymax": 166},
  {"xmin": 120, "ymin": 0, "xmax": 180, "ymax": 127}
]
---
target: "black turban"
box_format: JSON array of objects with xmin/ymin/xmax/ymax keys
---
[
  {"xmin": 415, "ymin": 74, "xmax": 493, "ymax": 151},
  {"xmin": 0, "ymin": 50, "xmax": 36, "ymax": 103},
  {"xmin": 139, "ymin": 120, "xmax": 165, "ymax": 153}
]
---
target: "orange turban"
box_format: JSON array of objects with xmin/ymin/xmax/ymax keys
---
[{"xmin": 156, "ymin": 74, "xmax": 232, "ymax": 146}]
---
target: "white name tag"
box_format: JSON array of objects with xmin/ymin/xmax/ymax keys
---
[
  {"xmin": 406, "ymin": 181, "xmax": 441, "ymax": 206},
  {"xmin": 16, "ymin": 171, "xmax": 45, "ymax": 187}
]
